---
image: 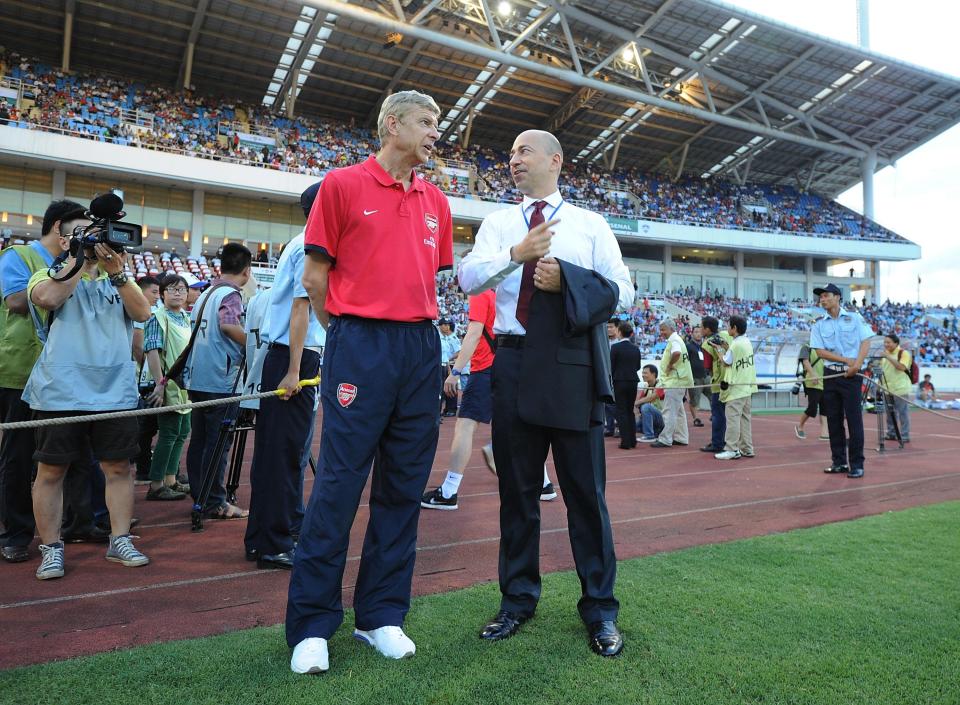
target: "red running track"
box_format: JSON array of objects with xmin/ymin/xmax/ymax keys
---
[{"xmin": 1, "ymin": 409, "xmax": 959, "ymax": 669}]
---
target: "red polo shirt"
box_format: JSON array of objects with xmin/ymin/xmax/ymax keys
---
[{"xmin": 304, "ymin": 155, "xmax": 453, "ymax": 322}]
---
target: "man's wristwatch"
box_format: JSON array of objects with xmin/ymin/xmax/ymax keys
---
[
  {"xmin": 450, "ymin": 369, "xmax": 462, "ymax": 377},
  {"xmin": 108, "ymin": 272, "xmax": 129, "ymax": 287}
]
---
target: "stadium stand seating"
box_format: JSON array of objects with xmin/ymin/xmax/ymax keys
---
[{"xmin": 0, "ymin": 51, "xmax": 904, "ymax": 243}]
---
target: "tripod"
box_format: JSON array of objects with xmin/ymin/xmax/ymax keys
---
[
  {"xmin": 222, "ymin": 409, "xmax": 318, "ymax": 506},
  {"xmin": 862, "ymin": 360, "xmax": 904, "ymax": 454}
]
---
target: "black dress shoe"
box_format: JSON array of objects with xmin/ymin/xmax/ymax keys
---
[
  {"xmin": 479, "ymin": 610, "xmax": 530, "ymax": 641},
  {"xmin": 588, "ymin": 620, "xmax": 624, "ymax": 657},
  {"xmin": 823, "ymin": 464, "xmax": 849, "ymax": 474},
  {"xmin": 700, "ymin": 445, "xmax": 720, "ymax": 453},
  {"xmin": 847, "ymin": 467, "xmax": 864, "ymax": 479},
  {"xmin": 257, "ymin": 550, "xmax": 295, "ymax": 569},
  {"xmin": 62, "ymin": 525, "xmax": 111, "ymax": 544},
  {"xmin": 1, "ymin": 545, "xmax": 29, "ymax": 563},
  {"xmin": 245, "ymin": 547, "xmax": 258, "ymax": 562}
]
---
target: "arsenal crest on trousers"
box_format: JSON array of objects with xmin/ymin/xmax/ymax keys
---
[{"xmin": 337, "ymin": 383, "xmax": 358, "ymax": 407}]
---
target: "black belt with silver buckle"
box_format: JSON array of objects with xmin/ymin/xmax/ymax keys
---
[{"xmin": 498, "ymin": 334, "xmax": 525, "ymax": 349}]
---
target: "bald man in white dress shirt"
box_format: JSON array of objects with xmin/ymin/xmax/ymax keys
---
[{"xmin": 458, "ymin": 130, "xmax": 632, "ymax": 658}]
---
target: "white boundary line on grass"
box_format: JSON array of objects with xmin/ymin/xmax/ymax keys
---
[{"xmin": 4, "ymin": 471, "xmax": 958, "ymax": 611}]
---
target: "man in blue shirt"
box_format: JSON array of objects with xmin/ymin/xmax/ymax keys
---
[
  {"xmin": 438, "ymin": 319, "xmax": 460, "ymax": 416},
  {"xmin": 810, "ymin": 283, "xmax": 875, "ymax": 478},
  {"xmin": 244, "ymin": 183, "xmax": 325, "ymax": 569}
]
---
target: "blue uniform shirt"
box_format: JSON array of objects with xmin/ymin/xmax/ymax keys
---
[
  {"xmin": 0, "ymin": 241, "xmax": 54, "ymax": 296},
  {"xmin": 262, "ymin": 232, "xmax": 325, "ymax": 348},
  {"xmin": 439, "ymin": 332, "xmax": 460, "ymax": 365},
  {"xmin": 810, "ymin": 309, "xmax": 874, "ymax": 360}
]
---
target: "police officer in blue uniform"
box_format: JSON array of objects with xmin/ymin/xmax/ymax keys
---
[
  {"xmin": 244, "ymin": 183, "xmax": 325, "ymax": 569},
  {"xmin": 809, "ymin": 283, "xmax": 875, "ymax": 478}
]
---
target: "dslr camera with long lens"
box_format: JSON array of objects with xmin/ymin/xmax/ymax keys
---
[
  {"xmin": 791, "ymin": 360, "xmax": 804, "ymax": 395},
  {"xmin": 50, "ymin": 192, "xmax": 142, "ymax": 280},
  {"xmin": 68, "ymin": 192, "xmax": 142, "ymax": 256}
]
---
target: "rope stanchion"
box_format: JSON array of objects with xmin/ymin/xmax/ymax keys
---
[{"xmin": 0, "ymin": 376, "xmax": 322, "ymax": 432}]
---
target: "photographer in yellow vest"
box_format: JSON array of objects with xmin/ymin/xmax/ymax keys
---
[
  {"xmin": 879, "ymin": 333, "xmax": 912, "ymax": 443},
  {"xmin": 795, "ymin": 344, "xmax": 828, "ymax": 441},
  {"xmin": 712, "ymin": 315, "xmax": 758, "ymax": 460},
  {"xmin": 699, "ymin": 316, "xmax": 733, "ymax": 453},
  {"xmin": 651, "ymin": 319, "xmax": 692, "ymax": 448}
]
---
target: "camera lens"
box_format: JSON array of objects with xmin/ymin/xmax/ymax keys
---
[{"xmin": 791, "ymin": 382, "xmax": 801, "ymax": 395}]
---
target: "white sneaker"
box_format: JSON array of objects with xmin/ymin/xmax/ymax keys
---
[
  {"xmin": 353, "ymin": 626, "xmax": 416, "ymax": 659},
  {"xmin": 714, "ymin": 450, "xmax": 742, "ymax": 460},
  {"xmin": 290, "ymin": 637, "xmax": 329, "ymax": 674}
]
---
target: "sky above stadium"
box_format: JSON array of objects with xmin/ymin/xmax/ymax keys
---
[{"xmin": 728, "ymin": 0, "xmax": 960, "ymax": 307}]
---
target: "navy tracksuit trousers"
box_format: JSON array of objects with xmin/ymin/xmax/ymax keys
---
[
  {"xmin": 286, "ymin": 316, "xmax": 440, "ymax": 646},
  {"xmin": 244, "ymin": 344, "xmax": 321, "ymax": 556}
]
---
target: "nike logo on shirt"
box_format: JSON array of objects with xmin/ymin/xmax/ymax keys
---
[{"xmin": 363, "ymin": 209, "xmax": 378, "ymax": 216}]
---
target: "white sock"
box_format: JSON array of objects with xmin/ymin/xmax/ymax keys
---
[
  {"xmin": 542, "ymin": 465, "xmax": 552, "ymax": 488},
  {"xmin": 441, "ymin": 472, "xmax": 463, "ymax": 498}
]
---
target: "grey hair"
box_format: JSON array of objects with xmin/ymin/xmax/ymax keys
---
[
  {"xmin": 377, "ymin": 90, "xmax": 441, "ymax": 142},
  {"xmin": 659, "ymin": 319, "xmax": 676, "ymax": 331}
]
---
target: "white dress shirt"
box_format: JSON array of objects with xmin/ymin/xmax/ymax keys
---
[{"xmin": 457, "ymin": 190, "xmax": 633, "ymax": 335}]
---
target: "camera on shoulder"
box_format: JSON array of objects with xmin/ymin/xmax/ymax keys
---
[
  {"xmin": 68, "ymin": 192, "xmax": 143, "ymax": 256},
  {"xmin": 50, "ymin": 192, "xmax": 143, "ymax": 281}
]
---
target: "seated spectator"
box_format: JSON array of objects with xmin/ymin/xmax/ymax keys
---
[{"xmin": 635, "ymin": 364, "xmax": 665, "ymax": 442}]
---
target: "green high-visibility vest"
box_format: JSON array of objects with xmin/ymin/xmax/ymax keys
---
[{"xmin": 0, "ymin": 245, "xmax": 48, "ymax": 390}]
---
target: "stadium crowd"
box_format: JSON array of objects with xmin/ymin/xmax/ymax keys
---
[{"xmin": 0, "ymin": 51, "xmax": 903, "ymax": 243}]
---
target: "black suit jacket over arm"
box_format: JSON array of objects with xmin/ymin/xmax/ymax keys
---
[{"xmin": 517, "ymin": 259, "xmax": 619, "ymax": 431}]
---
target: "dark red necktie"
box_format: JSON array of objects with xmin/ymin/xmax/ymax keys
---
[{"xmin": 515, "ymin": 200, "xmax": 547, "ymax": 328}]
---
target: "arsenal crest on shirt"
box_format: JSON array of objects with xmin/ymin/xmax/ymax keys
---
[
  {"xmin": 424, "ymin": 213, "xmax": 439, "ymax": 234},
  {"xmin": 337, "ymin": 383, "xmax": 358, "ymax": 407}
]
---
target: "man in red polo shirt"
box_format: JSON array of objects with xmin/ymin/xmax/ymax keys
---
[{"xmin": 287, "ymin": 90, "xmax": 453, "ymax": 674}]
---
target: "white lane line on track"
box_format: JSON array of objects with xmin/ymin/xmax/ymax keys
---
[
  {"xmin": 6, "ymin": 471, "xmax": 957, "ymax": 611},
  {"xmin": 133, "ymin": 446, "xmax": 959, "ymax": 532},
  {"xmin": 417, "ymin": 472, "xmax": 960, "ymax": 551}
]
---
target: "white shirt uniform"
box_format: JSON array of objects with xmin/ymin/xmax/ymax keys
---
[{"xmin": 457, "ymin": 191, "xmax": 633, "ymax": 334}]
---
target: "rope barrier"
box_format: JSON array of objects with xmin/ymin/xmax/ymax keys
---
[
  {"xmin": 0, "ymin": 370, "xmax": 955, "ymax": 432},
  {"xmin": 0, "ymin": 377, "xmax": 320, "ymax": 431}
]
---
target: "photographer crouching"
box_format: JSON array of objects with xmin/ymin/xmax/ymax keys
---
[{"xmin": 23, "ymin": 197, "xmax": 152, "ymax": 580}]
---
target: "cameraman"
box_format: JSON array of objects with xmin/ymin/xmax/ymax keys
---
[
  {"xmin": 699, "ymin": 316, "xmax": 732, "ymax": 454},
  {"xmin": 24, "ymin": 236, "xmax": 152, "ymax": 580}
]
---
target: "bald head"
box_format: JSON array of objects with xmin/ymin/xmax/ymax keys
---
[
  {"xmin": 521, "ymin": 130, "xmax": 563, "ymax": 161},
  {"xmin": 510, "ymin": 130, "xmax": 564, "ymax": 198}
]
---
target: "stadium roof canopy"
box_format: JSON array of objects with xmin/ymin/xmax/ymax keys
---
[{"xmin": 3, "ymin": 0, "xmax": 960, "ymax": 197}]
